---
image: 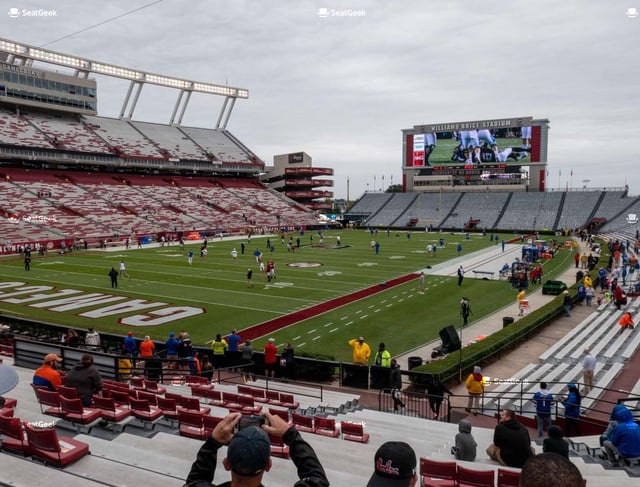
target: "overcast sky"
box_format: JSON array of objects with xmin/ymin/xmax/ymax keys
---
[{"xmin": 2, "ymin": 0, "xmax": 639, "ymax": 200}]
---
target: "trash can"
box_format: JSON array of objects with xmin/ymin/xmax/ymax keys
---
[
  {"xmin": 576, "ymin": 270, "xmax": 584, "ymax": 283},
  {"xmin": 408, "ymin": 356, "xmax": 423, "ymax": 370},
  {"xmin": 503, "ymin": 316, "xmax": 515, "ymax": 328}
]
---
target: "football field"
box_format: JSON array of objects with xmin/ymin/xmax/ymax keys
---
[{"xmin": 0, "ymin": 230, "xmax": 572, "ymax": 362}]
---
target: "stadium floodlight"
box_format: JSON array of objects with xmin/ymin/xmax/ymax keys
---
[
  {"xmin": 92, "ymin": 62, "xmax": 142, "ymax": 80},
  {"xmin": 0, "ymin": 40, "xmax": 23, "ymax": 54},
  {"xmin": 145, "ymin": 74, "xmax": 191, "ymax": 89},
  {"xmin": 29, "ymin": 49, "xmax": 88, "ymax": 69}
]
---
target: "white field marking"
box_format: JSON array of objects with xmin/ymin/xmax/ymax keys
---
[
  {"xmin": 340, "ymin": 316, "xmax": 348, "ymax": 321},
  {"xmin": 37, "ymin": 261, "xmax": 65, "ymax": 265},
  {"xmin": 323, "ymin": 322, "xmax": 333, "ymax": 327},
  {"xmin": 312, "ymin": 336, "xmax": 321, "ymax": 341},
  {"xmin": 357, "ymin": 262, "xmax": 378, "ymax": 267},
  {"xmin": 355, "ymin": 310, "xmax": 362, "ymax": 314},
  {"xmin": 298, "ymin": 342, "xmax": 306, "ymax": 348},
  {"xmin": 386, "ymin": 304, "xmax": 392, "ymax": 308},
  {"xmin": 368, "ymin": 305, "xmax": 375, "ymax": 309},
  {"xmin": 329, "ymin": 328, "xmax": 339, "ymax": 333},
  {"xmin": 398, "ymin": 299, "xmax": 404, "ymax": 303},
  {"xmin": 374, "ymin": 309, "xmax": 381, "ymax": 313},
  {"xmin": 308, "ymin": 329, "xmax": 317, "ymax": 334},
  {"xmin": 345, "ymin": 321, "xmax": 354, "ymax": 326},
  {"xmin": 381, "ymin": 300, "xmax": 387, "ymax": 304},
  {"xmin": 0, "ymin": 308, "xmax": 24, "ymax": 315},
  {"xmin": 407, "ymin": 294, "xmax": 414, "ymax": 298},
  {"xmin": 392, "ymin": 295, "xmax": 399, "ymax": 299},
  {"xmin": 293, "ymin": 336, "xmax": 301, "ymax": 341},
  {"xmin": 389, "ymin": 256, "xmax": 406, "ymax": 259},
  {"xmin": 359, "ymin": 315, "xmax": 368, "ymax": 320},
  {"xmin": 401, "ymin": 291, "xmax": 408, "ymax": 295}
]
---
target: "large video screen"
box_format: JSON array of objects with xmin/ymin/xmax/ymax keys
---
[{"xmin": 404, "ymin": 117, "xmax": 548, "ymax": 168}]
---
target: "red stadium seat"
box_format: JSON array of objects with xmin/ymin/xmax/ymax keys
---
[
  {"xmin": 0, "ymin": 415, "xmax": 30, "ymax": 456},
  {"xmin": 340, "ymin": 421, "xmax": 369, "ymax": 443},
  {"xmin": 419, "ymin": 458, "xmax": 457, "ymax": 487},
  {"xmin": 292, "ymin": 413, "xmax": 314, "ymax": 433},
  {"xmin": 25, "ymin": 423, "xmax": 90, "ymax": 467},
  {"xmin": 456, "ymin": 465, "xmax": 495, "ymax": 487},
  {"xmin": 59, "ymin": 396, "xmax": 102, "ymax": 433},
  {"xmin": 313, "ymin": 417, "xmax": 339, "ymax": 438}
]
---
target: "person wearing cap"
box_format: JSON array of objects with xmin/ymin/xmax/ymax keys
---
[
  {"xmin": 184, "ymin": 410, "xmax": 329, "ymax": 487},
  {"xmin": 139, "ymin": 335, "xmax": 155, "ymax": 358},
  {"xmin": 65, "ymin": 354, "xmax": 103, "ymax": 407},
  {"xmin": 32, "ymin": 353, "xmax": 63, "ymax": 391},
  {"xmin": 366, "ymin": 440, "xmax": 418, "ymax": 487},
  {"xmin": 561, "ymin": 383, "xmax": 582, "ymax": 436},
  {"xmin": 123, "ymin": 331, "xmax": 137, "ymax": 356},
  {"xmin": 348, "ymin": 337, "xmax": 371, "ymax": 365},
  {"xmin": 264, "ymin": 338, "xmax": 278, "ymax": 378},
  {"xmin": 166, "ymin": 332, "xmax": 181, "ymax": 369},
  {"xmin": 582, "ymin": 348, "xmax": 596, "ymax": 394},
  {"xmin": 464, "ymin": 366, "xmax": 485, "ymax": 415}
]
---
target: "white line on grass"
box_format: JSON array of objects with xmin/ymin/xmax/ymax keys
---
[
  {"xmin": 359, "ymin": 315, "xmax": 368, "ymax": 320},
  {"xmin": 293, "ymin": 336, "xmax": 301, "ymax": 341},
  {"xmin": 312, "ymin": 336, "xmax": 320, "ymax": 341},
  {"xmin": 298, "ymin": 342, "xmax": 306, "ymax": 348},
  {"xmin": 340, "ymin": 316, "xmax": 348, "ymax": 321},
  {"xmin": 329, "ymin": 328, "xmax": 339, "ymax": 333},
  {"xmin": 345, "ymin": 321, "xmax": 353, "ymax": 326},
  {"xmin": 398, "ymin": 299, "xmax": 404, "ymax": 303},
  {"xmin": 374, "ymin": 309, "xmax": 381, "ymax": 313},
  {"xmin": 323, "ymin": 322, "xmax": 333, "ymax": 327},
  {"xmin": 308, "ymin": 329, "xmax": 317, "ymax": 334},
  {"xmin": 386, "ymin": 304, "xmax": 392, "ymax": 308},
  {"xmin": 355, "ymin": 310, "xmax": 362, "ymax": 314},
  {"xmin": 368, "ymin": 305, "xmax": 375, "ymax": 309}
]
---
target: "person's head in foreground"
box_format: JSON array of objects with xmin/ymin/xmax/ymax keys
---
[
  {"xmin": 520, "ymin": 453, "xmax": 583, "ymax": 487},
  {"xmin": 367, "ymin": 441, "xmax": 418, "ymax": 487}
]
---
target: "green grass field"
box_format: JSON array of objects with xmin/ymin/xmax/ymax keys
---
[{"xmin": 0, "ymin": 230, "xmax": 572, "ymax": 361}]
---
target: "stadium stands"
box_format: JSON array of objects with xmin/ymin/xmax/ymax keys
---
[
  {"xmin": 442, "ymin": 192, "xmax": 511, "ymax": 230},
  {"xmin": 83, "ymin": 115, "xmax": 166, "ymax": 159},
  {"xmin": 130, "ymin": 121, "xmax": 210, "ymax": 161}
]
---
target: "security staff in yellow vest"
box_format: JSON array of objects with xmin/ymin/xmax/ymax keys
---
[{"xmin": 374, "ymin": 342, "xmax": 391, "ymax": 367}]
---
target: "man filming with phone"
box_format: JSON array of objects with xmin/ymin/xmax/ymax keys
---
[{"xmin": 184, "ymin": 410, "xmax": 329, "ymax": 487}]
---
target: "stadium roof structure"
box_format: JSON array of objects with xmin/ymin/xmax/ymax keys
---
[{"xmin": 0, "ymin": 37, "xmax": 249, "ymax": 128}]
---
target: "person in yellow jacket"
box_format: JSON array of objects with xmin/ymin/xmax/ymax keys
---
[
  {"xmin": 348, "ymin": 336, "xmax": 371, "ymax": 365},
  {"xmin": 374, "ymin": 342, "xmax": 391, "ymax": 367},
  {"xmin": 583, "ymin": 274, "xmax": 592, "ymax": 289},
  {"xmin": 465, "ymin": 365, "xmax": 486, "ymax": 415},
  {"xmin": 210, "ymin": 334, "xmax": 228, "ymax": 369}
]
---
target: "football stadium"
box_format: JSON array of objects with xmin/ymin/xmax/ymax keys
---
[{"xmin": 1, "ymin": 9, "xmax": 640, "ymax": 486}]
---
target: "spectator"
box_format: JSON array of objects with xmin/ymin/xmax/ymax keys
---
[
  {"xmin": 240, "ymin": 339, "xmax": 255, "ymax": 382},
  {"xmin": 264, "ymin": 338, "xmax": 278, "ymax": 378},
  {"xmin": 562, "ymin": 290, "xmax": 572, "ymax": 317},
  {"xmin": 211, "ymin": 334, "xmax": 228, "ymax": 369},
  {"xmin": 123, "ymin": 331, "xmax": 137, "ymax": 357},
  {"xmin": 582, "ymin": 348, "xmax": 596, "ymax": 394},
  {"xmin": 561, "ymin": 383, "xmax": 582, "ymax": 436},
  {"xmin": 184, "ymin": 411, "xmax": 329, "ymax": 487},
  {"xmin": 200, "ymin": 354, "xmax": 214, "ymax": 381},
  {"xmin": 531, "ymin": 381, "xmax": 554, "ymax": 437},
  {"xmin": 84, "ymin": 327, "xmax": 102, "ymax": 352},
  {"xmin": 602, "ymin": 405, "xmax": 640, "ymax": 466},
  {"xmin": 426, "ymin": 375, "xmax": 451, "ymax": 421},
  {"xmin": 486, "ymin": 408, "xmax": 534, "ymax": 468},
  {"xmin": 65, "ymin": 354, "xmax": 103, "ymax": 407},
  {"xmin": 166, "ymin": 332, "xmax": 180, "ymax": 369},
  {"xmin": 520, "ymin": 453, "xmax": 583, "ymax": 487},
  {"xmin": 118, "ymin": 351, "xmax": 132, "ymax": 381},
  {"xmin": 139, "ymin": 335, "xmax": 155, "ymax": 358},
  {"xmin": 280, "ymin": 342, "xmax": 295, "ymax": 380},
  {"xmin": 66, "ymin": 329, "xmax": 80, "ymax": 348},
  {"xmin": 32, "ymin": 353, "xmax": 63, "ymax": 391},
  {"xmin": 465, "ymin": 366, "xmax": 485, "ymax": 415},
  {"xmin": 348, "ymin": 337, "xmax": 371, "ymax": 365},
  {"xmin": 144, "ymin": 354, "xmax": 163, "ymax": 382},
  {"xmin": 389, "ymin": 358, "xmax": 405, "ymax": 413},
  {"xmin": 600, "ymin": 401, "xmax": 629, "ymax": 446},
  {"xmin": 543, "ymin": 425, "xmax": 569, "ymax": 458},
  {"xmin": 452, "ymin": 419, "xmax": 477, "ymax": 461},
  {"xmin": 227, "ymin": 329, "xmax": 241, "ymax": 370},
  {"xmin": 366, "ymin": 440, "xmax": 418, "ymax": 487},
  {"xmin": 619, "ymin": 310, "xmax": 634, "ymax": 332}
]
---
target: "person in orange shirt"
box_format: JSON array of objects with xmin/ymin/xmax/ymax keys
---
[
  {"xmin": 619, "ymin": 311, "xmax": 634, "ymax": 332},
  {"xmin": 139, "ymin": 336, "xmax": 155, "ymax": 357},
  {"xmin": 32, "ymin": 353, "xmax": 63, "ymax": 391}
]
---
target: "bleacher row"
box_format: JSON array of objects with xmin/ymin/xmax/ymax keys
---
[
  {"xmin": 4, "ymin": 357, "xmax": 639, "ymax": 486},
  {"xmin": 484, "ymin": 297, "xmax": 640, "ymax": 416},
  {"xmin": 0, "ymin": 107, "xmax": 257, "ymax": 164},
  {"xmin": 349, "ymin": 190, "xmax": 639, "ymax": 233},
  {"xmin": 0, "ymin": 167, "xmax": 318, "ymax": 243}
]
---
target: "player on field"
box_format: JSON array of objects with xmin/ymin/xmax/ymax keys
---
[{"xmin": 521, "ymin": 126, "xmax": 532, "ymax": 150}]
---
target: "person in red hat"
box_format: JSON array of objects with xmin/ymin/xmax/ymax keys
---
[{"xmin": 32, "ymin": 353, "xmax": 63, "ymax": 391}]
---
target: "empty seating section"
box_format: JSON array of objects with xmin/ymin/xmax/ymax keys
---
[
  {"xmin": 346, "ymin": 192, "xmax": 393, "ymax": 219},
  {"xmin": 498, "ymin": 192, "xmax": 563, "ymax": 230},
  {"xmin": 0, "ymin": 107, "xmax": 53, "ymax": 148},
  {"xmin": 599, "ymin": 194, "xmax": 640, "ymax": 233},
  {"xmin": 22, "ymin": 111, "xmax": 112, "ymax": 154},
  {"xmin": 83, "ymin": 116, "xmax": 165, "ymax": 158},
  {"xmin": 396, "ymin": 192, "xmax": 462, "ymax": 228},
  {"xmin": 556, "ymin": 191, "xmax": 602, "ymax": 230},
  {"xmin": 181, "ymin": 127, "xmax": 253, "ymax": 163},
  {"xmin": 365, "ymin": 192, "xmax": 417, "ymax": 227},
  {"xmin": 443, "ymin": 192, "xmax": 510, "ymax": 229},
  {"xmin": 130, "ymin": 121, "xmax": 209, "ymax": 161}
]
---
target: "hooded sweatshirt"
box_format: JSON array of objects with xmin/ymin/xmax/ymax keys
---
[
  {"xmin": 493, "ymin": 418, "xmax": 533, "ymax": 468},
  {"xmin": 543, "ymin": 425, "xmax": 569, "ymax": 458},
  {"xmin": 455, "ymin": 420, "xmax": 477, "ymax": 461},
  {"xmin": 611, "ymin": 407, "xmax": 640, "ymax": 458},
  {"xmin": 532, "ymin": 388, "xmax": 554, "ymax": 414},
  {"xmin": 65, "ymin": 361, "xmax": 103, "ymax": 404},
  {"xmin": 465, "ymin": 372, "xmax": 484, "ymax": 395}
]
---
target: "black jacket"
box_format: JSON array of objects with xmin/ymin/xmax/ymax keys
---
[
  {"xmin": 493, "ymin": 419, "xmax": 533, "ymax": 468},
  {"xmin": 184, "ymin": 427, "xmax": 329, "ymax": 487}
]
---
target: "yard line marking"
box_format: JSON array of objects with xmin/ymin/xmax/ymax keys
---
[
  {"xmin": 398, "ymin": 298, "xmax": 404, "ymax": 303},
  {"xmin": 0, "ymin": 308, "xmax": 24, "ymax": 315},
  {"xmin": 381, "ymin": 300, "xmax": 387, "ymax": 304},
  {"xmin": 368, "ymin": 305, "xmax": 375, "ymax": 309},
  {"xmin": 355, "ymin": 310, "xmax": 362, "ymax": 314},
  {"xmin": 293, "ymin": 336, "xmax": 301, "ymax": 341},
  {"xmin": 312, "ymin": 336, "xmax": 321, "ymax": 341},
  {"xmin": 392, "ymin": 295, "xmax": 399, "ymax": 299},
  {"xmin": 323, "ymin": 322, "xmax": 333, "ymax": 327},
  {"xmin": 340, "ymin": 316, "xmax": 348, "ymax": 321},
  {"xmin": 298, "ymin": 342, "xmax": 306, "ymax": 348},
  {"xmin": 345, "ymin": 321, "xmax": 354, "ymax": 326},
  {"xmin": 386, "ymin": 304, "xmax": 392, "ymax": 308},
  {"xmin": 308, "ymin": 329, "xmax": 317, "ymax": 334},
  {"xmin": 359, "ymin": 315, "xmax": 368, "ymax": 320},
  {"xmin": 374, "ymin": 309, "xmax": 381, "ymax": 313},
  {"xmin": 329, "ymin": 328, "xmax": 339, "ymax": 333}
]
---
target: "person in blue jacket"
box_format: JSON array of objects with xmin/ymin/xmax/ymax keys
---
[
  {"xmin": 602, "ymin": 405, "xmax": 640, "ymax": 466},
  {"xmin": 562, "ymin": 383, "xmax": 581, "ymax": 436}
]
